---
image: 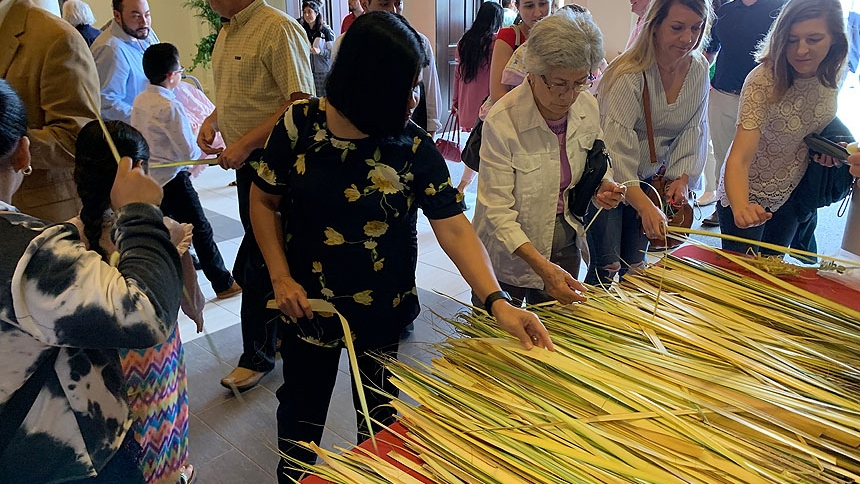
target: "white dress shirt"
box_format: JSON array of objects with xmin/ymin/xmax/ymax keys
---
[{"xmin": 131, "ymin": 84, "xmax": 202, "ymax": 186}]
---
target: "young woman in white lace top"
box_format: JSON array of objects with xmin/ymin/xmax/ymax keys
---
[{"xmin": 717, "ymin": 0, "xmax": 848, "ymax": 253}]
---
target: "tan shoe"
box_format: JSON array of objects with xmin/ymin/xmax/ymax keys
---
[
  {"xmin": 220, "ymin": 366, "xmax": 268, "ymax": 391},
  {"xmin": 216, "ymin": 281, "xmax": 242, "ymax": 299}
]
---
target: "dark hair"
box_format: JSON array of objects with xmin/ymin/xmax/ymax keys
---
[
  {"xmin": 75, "ymin": 120, "xmax": 150, "ymax": 260},
  {"xmin": 502, "ymin": 0, "xmax": 512, "ymax": 7},
  {"xmin": 301, "ymin": 0, "xmax": 325, "ymax": 26},
  {"xmin": 112, "ymin": 0, "xmax": 122, "ymax": 11},
  {"xmin": 457, "ymin": 2, "xmax": 503, "ymax": 84},
  {"xmin": 143, "ymin": 43, "xmax": 180, "ymax": 85},
  {"xmin": 326, "ymin": 11, "xmax": 428, "ymax": 138},
  {"xmin": 0, "ymin": 79, "xmax": 27, "ymax": 163}
]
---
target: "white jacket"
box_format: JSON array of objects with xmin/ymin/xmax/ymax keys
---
[{"xmin": 472, "ymin": 81, "xmax": 608, "ymax": 289}]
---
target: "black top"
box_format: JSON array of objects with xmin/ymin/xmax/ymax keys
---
[
  {"xmin": 250, "ymin": 98, "xmax": 465, "ymax": 349},
  {"xmin": 706, "ymin": 0, "xmax": 787, "ymax": 93}
]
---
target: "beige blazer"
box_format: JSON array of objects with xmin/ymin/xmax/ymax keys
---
[{"xmin": 0, "ymin": 0, "xmax": 99, "ymax": 221}]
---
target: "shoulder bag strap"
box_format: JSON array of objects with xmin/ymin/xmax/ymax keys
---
[
  {"xmin": 642, "ymin": 73, "xmax": 658, "ymax": 164},
  {"xmin": 514, "ymin": 24, "xmax": 522, "ymax": 49}
]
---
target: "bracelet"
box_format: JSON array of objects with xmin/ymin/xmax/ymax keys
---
[{"xmin": 484, "ymin": 290, "xmax": 513, "ymax": 317}]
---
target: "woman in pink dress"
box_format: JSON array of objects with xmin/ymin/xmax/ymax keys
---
[{"xmin": 451, "ymin": 1, "xmax": 503, "ymax": 194}]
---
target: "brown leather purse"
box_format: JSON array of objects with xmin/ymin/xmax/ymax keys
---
[{"xmin": 642, "ymin": 74, "xmax": 692, "ymax": 251}]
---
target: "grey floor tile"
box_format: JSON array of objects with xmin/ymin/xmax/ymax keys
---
[
  {"xmin": 193, "ymin": 321, "xmax": 247, "ymax": 363},
  {"xmin": 196, "ymin": 386, "xmax": 281, "ymax": 478},
  {"xmin": 193, "ymin": 449, "xmax": 276, "ymax": 484},
  {"xmin": 184, "ymin": 339, "xmax": 238, "ymax": 413},
  {"xmin": 188, "ymin": 414, "xmax": 234, "ymax": 466},
  {"xmin": 204, "ymin": 207, "xmax": 246, "ymax": 242}
]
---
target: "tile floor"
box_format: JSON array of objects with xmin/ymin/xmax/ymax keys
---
[{"xmin": 180, "ymin": 121, "xmax": 854, "ymax": 482}]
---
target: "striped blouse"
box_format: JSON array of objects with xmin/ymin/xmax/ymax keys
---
[{"xmin": 597, "ymin": 54, "xmax": 710, "ymax": 186}]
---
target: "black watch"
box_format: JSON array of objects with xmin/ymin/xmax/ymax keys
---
[{"xmin": 484, "ymin": 290, "xmax": 512, "ymax": 317}]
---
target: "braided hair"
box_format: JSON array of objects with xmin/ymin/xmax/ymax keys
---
[{"xmin": 74, "ymin": 120, "xmax": 150, "ymax": 261}]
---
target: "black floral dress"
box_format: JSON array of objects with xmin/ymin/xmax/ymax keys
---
[{"xmin": 250, "ymin": 98, "xmax": 464, "ymax": 350}]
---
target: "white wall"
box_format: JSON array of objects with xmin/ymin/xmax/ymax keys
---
[
  {"xmin": 403, "ymin": 0, "xmax": 435, "ymax": 49},
  {"xmin": 568, "ymin": 0, "xmax": 634, "ymax": 62}
]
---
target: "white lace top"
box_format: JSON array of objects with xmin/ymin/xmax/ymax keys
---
[{"xmin": 717, "ymin": 64, "xmax": 837, "ymax": 211}]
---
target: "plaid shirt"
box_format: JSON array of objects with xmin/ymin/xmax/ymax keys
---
[{"xmin": 212, "ymin": 0, "xmax": 314, "ymax": 146}]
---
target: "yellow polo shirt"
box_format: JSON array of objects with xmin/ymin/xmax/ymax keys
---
[{"xmin": 212, "ymin": 0, "xmax": 314, "ymax": 146}]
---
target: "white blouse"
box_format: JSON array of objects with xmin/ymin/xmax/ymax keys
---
[{"xmin": 597, "ymin": 54, "xmax": 710, "ymax": 187}]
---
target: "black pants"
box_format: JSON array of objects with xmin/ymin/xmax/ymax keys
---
[
  {"xmin": 235, "ymin": 162, "xmax": 280, "ymax": 372},
  {"xmin": 86, "ymin": 432, "xmax": 146, "ymax": 484},
  {"xmin": 161, "ymin": 170, "xmax": 234, "ymax": 293},
  {"xmin": 276, "ymin": 332, "xmax": 400, "ymax": 483}
]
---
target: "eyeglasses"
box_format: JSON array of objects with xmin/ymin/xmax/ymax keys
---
[
  {"xmin": 174, "ymin": 67, "xmax": 186, "ymax": 76},
  {"xmin": 540, "ymin": 74, "xmax": 594, "ymax": 95}
]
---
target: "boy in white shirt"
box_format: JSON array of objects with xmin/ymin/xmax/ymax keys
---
[{"xmin": 132, "ymin": 42, "xmax": 241, "ymax": 299}]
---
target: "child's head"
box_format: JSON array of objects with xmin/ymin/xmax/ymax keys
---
[
  {"xmin": 74, "ymin": 120, "xmax": 150, "ymax": 259},
  {"xmin": 143, "ymin": 42, "xmax": 183, "ymax": 88}
]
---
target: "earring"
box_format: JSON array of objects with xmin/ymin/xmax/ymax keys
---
[{"xmin": 22, "ymin": 166, "xmax": 32, "ymax": 176}]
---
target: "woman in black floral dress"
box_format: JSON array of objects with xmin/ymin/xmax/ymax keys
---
[{"xmin": 248, "ymin": 12, "xmax": 554, "ymax": 482}]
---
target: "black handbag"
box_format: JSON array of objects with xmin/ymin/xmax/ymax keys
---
[
  {"xmin": 461, "ymin": 116, "xmax": 483, "ymax": 172},
  {"xmin": 793, "ymin": 116, "xmax": 855, "ymax": 212},
  {"xmin": 568, "ymin": 139, "xmax": 611, "ymax": 221}
]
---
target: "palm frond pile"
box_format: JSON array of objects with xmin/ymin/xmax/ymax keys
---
[{"xmin": 294, "ymin": 252, "xmax": 860, "ymax": 483}]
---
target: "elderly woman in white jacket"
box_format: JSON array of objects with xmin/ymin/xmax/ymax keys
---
[{"xmin": 472, "ymin": 9, "xmax": 625, "ymax": 307}]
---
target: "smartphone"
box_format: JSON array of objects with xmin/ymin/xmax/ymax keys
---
[{"xmin": 804, "ymin": 133, "xmax": 850, "ymax": 162}]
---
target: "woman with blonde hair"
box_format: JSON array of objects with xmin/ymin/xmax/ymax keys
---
[
  {"xmin": 585, "ymin": 0, "xmax": 712, "ymax": 285},
  {"xmin": 717, "ymin": 0, "xmax": 848, "ymax": 254}
]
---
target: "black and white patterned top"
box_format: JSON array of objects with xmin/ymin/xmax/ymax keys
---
[{"xmin": 0, "ymin": 202, "xmax": 182, "ymax": 483}]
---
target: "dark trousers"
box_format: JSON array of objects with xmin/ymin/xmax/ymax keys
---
[
  {"xmin": 716, "ymin": 195, "xmax": 816, "ymax": 257},
  {"xmin": 276, "ymin": 333, "xmax": 399, "ymax": 483},
  {"xmin": 85, "ymin": 432, "xmax": 146, "ymax": 484},
  {"xmin": 584, "ymin": 199, "xmax": 649, "ymax": 285},
  {"xmin": 161, "ymin": 170, "xmax": 234, "ymax": 293},
  {"xmin": 235, "ymin": 162, "xmax": 280, "ymax": 372}
]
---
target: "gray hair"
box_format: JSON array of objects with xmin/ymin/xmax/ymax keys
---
[
  {"xmin": 524, "ymin": 8, "xmax": 604, "ymax": 75},
  {"xmin": 62, "ymin": 0, "xmax": 96, "ymax": 27}
]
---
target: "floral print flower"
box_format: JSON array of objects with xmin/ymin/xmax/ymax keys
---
[
  {"xmin": 344, "ymin": 184, "xmax": 361, "ymax": 202},
  {"xmin": 321, "ymin": 287, "xmax": 335, "ymax": 298},
  {"xmin": 324, "ymin": 227, "xmax": 345, "ymax": 245},
  {"xmin": 331, "ymin": 138, "xmax": 356, "ymax": 151},
  {"xmin": 312, "ymin": 261, "xmax": 322, "ymax": 273},
  {"xmin": 412, "ymin": 136, "xmax": 421, "ymax": 153},
  {"xmin": 425, "ymin": 184, "xmax": 437, "ymax": 196},
  {"xmin": 363, "ymin": 221, "xmax": 389, "ymax": 237},
  {"xmin": 373, "ymin": 259, "xmax": 384, "ymax": 272},
  {"xmin": 368, "ymin": 164, "xmax": 404, "ymax": 194},
  {"xmin": 252, "ymin": 161, "xmax": 277, "ymax": 185},
  {"xmin": 353, "ymin": 290, "xmax": 373, "ymax": 305},
  {"xmin": 294, "ymin": 154, "xmax": 306, "ymax": 175},
  {"xmin": 364, "ymin": 240, "xmax": 377, "ymax": 250},
  {"xmin": 313, "ymin": 129, "xmax": 328, "ymax": 142}
]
